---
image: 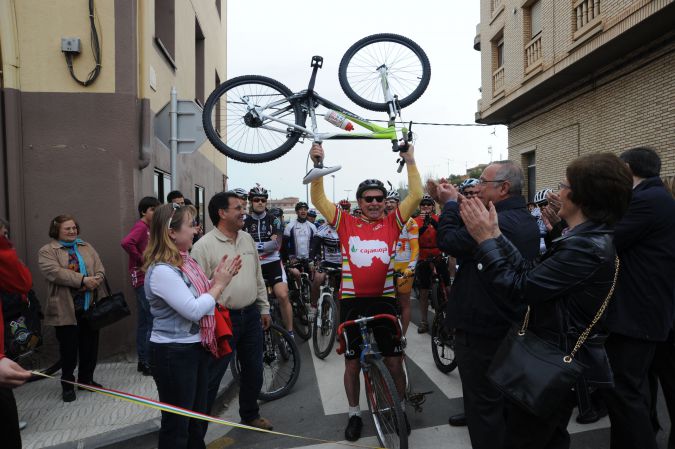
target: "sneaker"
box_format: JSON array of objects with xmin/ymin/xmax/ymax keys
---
[
  {"xmin": 344, "ymin": 415, "xmax": 363, "ymax": 441},
  {"xmin": 62, "ymin": 389, "xmax": 76, "ymax": 402},
  {"xmin": 243, "ymin": 417, "xmax": 273, "ymax": 430},
  {"xmin": 417, "ymin": 321, "xmax": 429, "ymax": 334}
]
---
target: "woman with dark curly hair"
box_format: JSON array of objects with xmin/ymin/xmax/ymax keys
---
[{"xmin": 459, "ymin": 152, "xmax": 633, "ymax": 449}]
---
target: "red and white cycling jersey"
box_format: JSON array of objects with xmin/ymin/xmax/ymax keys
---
[{"xmin": 330, "ymin": 206, "xmax": 404, "ymax": 299}]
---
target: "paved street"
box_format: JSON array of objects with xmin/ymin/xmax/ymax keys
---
[{"xmin": 13, "ymin": 303, "xmax": 673, "ymax": 449}]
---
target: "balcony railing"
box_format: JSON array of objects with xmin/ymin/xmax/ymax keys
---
[
  {"xmin": 525, "ymin": 34, "xmax": 542, "ymax": 69},
  {"xmin": 492, "ymin": 66, "xmax": 504, "ymax": 95},
  {"xmin": 574, "ymin": 0, "xmax": 601, "ymax": 31}
]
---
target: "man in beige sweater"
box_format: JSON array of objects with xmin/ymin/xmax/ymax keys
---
[{"xmin": 191, "ymin": 191, "xmax": 272, "ymax": 431}]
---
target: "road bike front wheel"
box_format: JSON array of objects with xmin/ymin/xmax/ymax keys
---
[
  {"xmin": 364, "ymin": 356, "xmax": 408, "ymax": 449},
  {"xmin": 202, "ymin": 75, "xmax": 306, "ymax": 163},
  {"xmin": 339, "ymin": 33, "xmax": 431, "ymax": 112},
  {"xmin": 292, "ymin": 278, "xmax": 312, "ymax": 341},
  {"xmin": 431, "ymin": 312, "xmax": 457, "ymax": 373},
  {"xmin": 312, "ymin": 292, "xmax": 337, "ymax": 359}
]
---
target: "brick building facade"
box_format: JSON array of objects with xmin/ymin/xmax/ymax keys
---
[{"xmin": 475, "ymin": 0, "xmax": 675, "ymax": 199}]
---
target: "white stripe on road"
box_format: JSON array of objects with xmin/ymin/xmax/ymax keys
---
[{"xmin": 311, "ymin": 348, "xmax": 368, "ymax": 416}]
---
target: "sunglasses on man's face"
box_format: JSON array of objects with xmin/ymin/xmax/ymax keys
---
[
  {"xmin": 251, "ymin": 198, "xmax": 267, "ymax": 203},
  {"xmin": 362, "ymin": 195, "xmax": 385, "ymax": 203}
]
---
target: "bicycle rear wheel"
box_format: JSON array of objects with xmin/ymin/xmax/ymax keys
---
[
  {"xmin": 312, "ymin": 293, "xmax": 337, "ymax": 359},
  {"xmin": 202, "ymin": 75, "xmax": 305, "ymax": 163},
  {"xmin": 339, "ymin": 33, "xmax": 431, "ymax": 112},
  {"xmin": 14, "ymin": 327, "xmax": 62, "ymax": 382},
  {"xmin": 431, "ymin": 312, "xmax": 457, "ymax": 373},
  {"xmin": 364, "ymin": 356, "xmax": 408, "ymax": 449}
]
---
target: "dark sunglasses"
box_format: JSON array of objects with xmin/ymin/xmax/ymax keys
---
[
  {"xmin": 362, "ymin": 195, "xmax": 385, "ymax": 203},
  {"xmin": 251, "ymin": 198, "xmax": 267, "ymax": 203}
]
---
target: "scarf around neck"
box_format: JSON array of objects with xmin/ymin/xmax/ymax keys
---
[
  {"xmin": 179, "ymin": 251, "xmax": 217, "ymax": 356},
  {"xmin": 59, "ymin": 239, "xmax": 92, "ymax": 311}
]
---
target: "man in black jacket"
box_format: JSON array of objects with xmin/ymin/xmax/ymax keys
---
[
  {"xmin": 601, "ymin": 147, "xmax": 675, "ymax": 449},
  {"xmin": 430, "ymin": 161, "xmax": 539, "ymax": 449}
]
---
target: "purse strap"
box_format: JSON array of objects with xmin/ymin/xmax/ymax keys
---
[{"xmin": 519, "ymin": 256, "xmax": 620, "ymax": 363}]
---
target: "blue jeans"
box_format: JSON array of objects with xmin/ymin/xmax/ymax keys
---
[
  {"xmin": 150, "ymin": 342, "xmax": 210, "ymax": 449},
  {"xmin": 206, "ymin": 304, "xmax": 263, "ymax": 422},
  {"xmin": 135, "ymin": 286, "xmax": 152, "ymax": 363}
]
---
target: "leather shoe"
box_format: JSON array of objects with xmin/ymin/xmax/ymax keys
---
[
  {"xmin": 62, "ymin": 389, "xmax": 76, "ymax": 402},
  {"xmin": 576, "ymin": 406, "xmax": 608, "ymax": 424},
  {"xmin": 243, "ymin": 417, "xmax": 273, "ymax": 430},
  {"xmin": 448, "ymin": 413, "xmax": 467, "ymax": 426},
  {"xmin": 78, "ymin": 380, "xmax": 103, "ymax": 391},
  {"xmin": 345, "ymin": 415, "xmax": 363, "ymax": 441}
]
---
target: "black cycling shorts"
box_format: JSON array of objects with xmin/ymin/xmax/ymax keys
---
[
  {"xmin": 261, "ymin": 261, "xmax": 286, "ymax": 286},
  {"xmin": 339, "ymin": 297, "xmax": 403, "ymax": 360},
  {"xmin": 416, "ymin": 258, "xmax": 450, "ymax": 289}
]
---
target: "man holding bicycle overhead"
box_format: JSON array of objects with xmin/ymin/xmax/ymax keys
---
[{"xmin": 309, "ymin": 142, "xmax": 422, "ymax": 442}]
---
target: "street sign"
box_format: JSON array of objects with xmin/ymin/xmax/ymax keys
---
[{"xmin": 155, "ymin": 100, "xmax": 207, "ymax": 154}]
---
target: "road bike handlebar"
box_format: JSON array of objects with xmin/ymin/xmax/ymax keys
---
[{"xmin": 336, "ymin": 313, "xmax": 401, "ymax": 355}]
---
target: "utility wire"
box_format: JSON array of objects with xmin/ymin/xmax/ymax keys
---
[{"xmin": 64, "ymin": 0, "xmax": 102, "ymax": 87}]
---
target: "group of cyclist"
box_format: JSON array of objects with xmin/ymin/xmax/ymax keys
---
[{"xmin": 227, "ymin": 141, "xmax": 482, "ymax": 443}]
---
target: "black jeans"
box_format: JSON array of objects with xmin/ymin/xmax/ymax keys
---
[
  {"xmin": 650, "ymin": 338, "xmax": 675, "ymax": 448},
  {"xmin": 504, "ymin": 391, "xmax": 575, "ymax": 449},
  {"xmin": 54, "ymin": 312, "xmax": 100, "ymax": 390},
  {"xmin": 601, "ymin": 333, "xmax": 659, "ymax": 449},
  {"xmin": 150, "ymin": 342, "xmax": 210, "ymax": 449},
  {"xmin": 0, "ymin": 387, "xmax": 21, "ymax": 449},
  {"xmin": 205, "ymin": 304, "xmax": 263, "ymax": 422},
  {"xmin": 454, "ymin": 330, "xmax": 506, "ymax": 449}
]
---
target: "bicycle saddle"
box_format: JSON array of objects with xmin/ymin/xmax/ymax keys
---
[{"xmin": 302, "ymin": 165, "xmax": 342, "ymax": 184}]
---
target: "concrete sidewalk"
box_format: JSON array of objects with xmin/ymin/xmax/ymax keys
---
[{"xmin": 14, "ymin": 358, "xmax": 235, "ymax": 449}]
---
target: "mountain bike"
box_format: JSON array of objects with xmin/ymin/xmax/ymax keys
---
[
  {"xmin": 231, "ymin": 284, "xmax": 301, "ymax": 401},
  {"xmin": 312, "ymin": 264, "xmax": 341, "ymax": 359},
  {"xmin": 202, "ymin": 33, "xmax": 431, "ymax": 182},
  {"xmin": 337, "ymin": 314, "xmax": 408, "ymax": 449},
  {"xmin": 286, "ymin": 259, "xmax": 313, "ymax": 340}
]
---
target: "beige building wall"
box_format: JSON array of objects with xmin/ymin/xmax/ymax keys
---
[{"xmin": 475, "ymin": 0, "xmax": 675, "ymax": 199}]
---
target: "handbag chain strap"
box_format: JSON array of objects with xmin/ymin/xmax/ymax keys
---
[{"xmin": 519, "ymin": 256, "xmax": 620, "ymax": 364}]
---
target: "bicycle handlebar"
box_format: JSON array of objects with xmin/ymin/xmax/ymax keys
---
[{"xmin": 336, "ymin": 313, "xmax": 401, "ymax": 355}]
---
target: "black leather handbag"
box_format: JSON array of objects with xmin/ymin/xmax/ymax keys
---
[
  {"xmin": 83, "ymin": 277, "xmax": 131, "ymax": 330},
  {"xmin": 487, "ymin": 257, "xmax": 619, "ymax": 417}
]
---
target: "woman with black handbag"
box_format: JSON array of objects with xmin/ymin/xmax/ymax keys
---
[
  {"xmin": 458, "ymin": 153, "xmax": 632, "ymax": 449},
  {"xmin": 38, "ymin": 214, "xmax": 105, "ymax": 403}
]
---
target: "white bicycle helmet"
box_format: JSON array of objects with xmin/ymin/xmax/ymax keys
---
[
  {"xmin": 534, "ymin": 188, "xmax": 552, "ymax": 205},
  {"xmin": 230, "ymin": 188, "xmax": 248, "ymax": 200},
  {"xmin": 459, "ymin": 178, "xmax": 480, "ymax": 194}
]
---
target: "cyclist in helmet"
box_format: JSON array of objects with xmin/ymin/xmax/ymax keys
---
[
  {"xmin": 308, "ymin": 142, "xmax": 422, "ymax": 442},
  {"xmin": 386, "ymin": 186, "xmax": 419, "ymax": 334},
  {"xmin": 532, "ymin": 188, "xmax": 553, "ymax": 253},
  {"xmin": 243, "ymin": 184, "xmax": 294, "ymax": 335},
  {"xmin": 414, "ymin": 194, "xmax": 451, "ymax": 334},
  {"xmin": 459, "ymin": 178, "xmax": 480, "ymax": 199},
  {"xmin": 307, "ymin": 209, "xmax": 318, "ymax": 224},
  {"xmin": 284, "ymin": 202, "xmax": 318, "ymax": 291},
  {"xmin": 229, "ymin": 188, "xmax": 249, "ymax": 221},
  {"xmin": 351, "ymin": 208, "xmax": 362, "ymax": 218}
]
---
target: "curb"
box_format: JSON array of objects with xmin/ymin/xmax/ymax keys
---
[{"xmin": 46, "ymin": 374, "xmax": 238, "ymax": 449}]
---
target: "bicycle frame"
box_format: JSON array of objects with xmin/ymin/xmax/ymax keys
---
[
  {"xmin": 315, "ymin": 268, "xmax": 339, "ymax": 328},
  {"xmin": 242, "ymin": 56, "xmax": 407, "ymax": 148}
]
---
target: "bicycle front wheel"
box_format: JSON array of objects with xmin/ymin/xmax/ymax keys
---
[
  {"xmin": 364, "ymin": 356, "xmax": 408, "ymax": 449},
  {"xmin": 202, "ymin": 75, "xmax": 305, "ymax": 163},
  {"xmin": 293, "ymin": 278, "xmax": 312, "ymax": 341},
  {"xmin": 431, "ymin": 313, "xmax": 457, "ymax": 373},
  {"xmin": 312, "ymin": 293, "xmax": 337, "ymax": 359},
  {"xmin": 259, "ymin": 323, "xmax": 301, "ymax": 401},
  {"xmin": 339, "ymin": 33, "xmax": 431, "ymax": 112}
]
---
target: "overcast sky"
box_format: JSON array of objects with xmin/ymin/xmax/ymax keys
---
[{"xmin": 225, "ymin": 0, "xmax": 507, "ymax": 203}]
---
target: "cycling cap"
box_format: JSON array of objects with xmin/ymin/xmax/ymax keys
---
[
  {"xmin": 459, "ymin": 178, "xmax": 480, "ymax": 193},
  {"xmin": 338, "ymin": 199, "xmax": 352, "ymax": 210},
  {"xmin": 534, "ymin": 188, "xmax": 552, "ymax": 205},
  {"xmin": 420, "ymin": 194, "xmax": 435, "ymax": 205},
  {"xmin": 356, "ymin": 179, "xmax": 386, "ymax": 198},
  {"xmin": 230, "ymin": 188, "xmax": 248, "ymax": 199},
  {"xmin": 308, "ymin": 209, "xmax": 318, "ymax": 217},
  {"xmin": 248, "ymin": 184, "xmax": 268, "ymax": 199},
  {"xmin": 295, "ymin": 201, "xmax": 309, "ymax": 211}
]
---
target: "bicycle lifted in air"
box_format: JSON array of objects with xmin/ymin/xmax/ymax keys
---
[{"xmin": 202, "ymin": 33, "xmax": 431, "ymax": 182}]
